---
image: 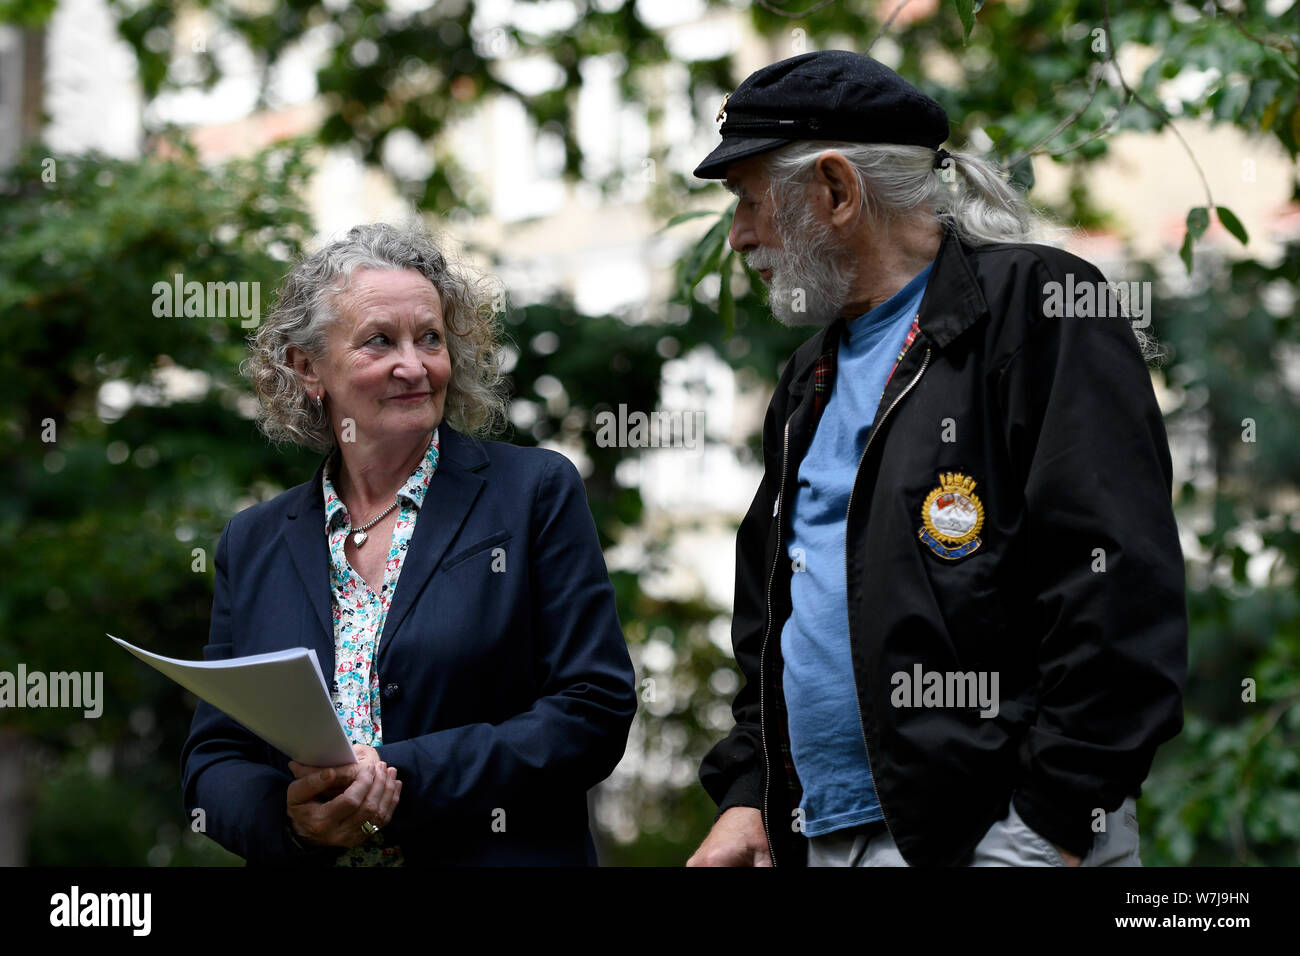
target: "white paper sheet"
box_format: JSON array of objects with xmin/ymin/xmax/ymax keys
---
[{"xmin": 109, "ymin": 634, "xmax": 356, "ymax": 767}]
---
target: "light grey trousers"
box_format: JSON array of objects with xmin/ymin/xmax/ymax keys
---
[{"xmin": 806, "ymin": 795, "xmax": 1141, "ymax": 867}]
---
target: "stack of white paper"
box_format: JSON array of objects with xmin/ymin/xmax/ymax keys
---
[{"xmin": 109, "ymin": 635, "xmax": 356, "ymax": 767}]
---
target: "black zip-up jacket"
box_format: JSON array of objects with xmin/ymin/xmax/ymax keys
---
[{"xmin": 699, "ymin": 224, "xmax": 1187, "ymax": 867}]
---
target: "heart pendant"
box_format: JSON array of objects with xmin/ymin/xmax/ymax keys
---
[{"xmin": 353, "ymin": 530, "xmax": 368, "ymax": 547}]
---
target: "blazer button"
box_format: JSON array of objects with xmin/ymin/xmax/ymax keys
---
[{"xmin": 382, "ymin": 683, "xmax": 401, "ymax": 701}]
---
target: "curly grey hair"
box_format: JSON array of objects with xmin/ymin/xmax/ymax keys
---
[{"xmin": 243, "ymin": 222, "xmax": 508, "ymax": 452}]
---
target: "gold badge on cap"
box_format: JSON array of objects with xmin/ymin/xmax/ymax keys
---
[
  {"xmin": 716, "ymin": 92, "xmax": 730, "ymax": 124},
  {"xmin": 918, "ymin": 472, "xmax": 985, "ymax": 559}
]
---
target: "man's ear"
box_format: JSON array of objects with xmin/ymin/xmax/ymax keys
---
[
  {"xmin": 812, "ymin": 152, "xmax": 862, "ymax": 230},
  {"xmin": 286, "ymin": 346, "xmax": 322, "ymax": 400}
]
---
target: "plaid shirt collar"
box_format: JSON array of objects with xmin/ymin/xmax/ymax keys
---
[{"xmin": 809, "ymin": 313, "xmax": 922, "ymax": 418}]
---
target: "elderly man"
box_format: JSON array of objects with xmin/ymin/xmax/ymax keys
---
[{"xmin": 686, "ymin": 51, "xmax": 1186, "ymax": 868}]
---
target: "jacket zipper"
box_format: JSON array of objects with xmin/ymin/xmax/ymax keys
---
[
  {"xmin": 758, "ymin": 415, "xmax": 792, "ymax": 866},
  {"xmin": 843, "ymin": 345, "xmax": 931, "ymax": 854}
]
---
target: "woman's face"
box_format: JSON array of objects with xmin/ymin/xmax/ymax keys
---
[{"xmin": 300, "ymin": 267, "xmax": 452, "ymax": 447}]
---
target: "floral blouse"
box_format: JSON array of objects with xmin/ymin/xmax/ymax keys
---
[{"xmin": 321, "ymin": 429, "xmax": 439, "ymax": 866}]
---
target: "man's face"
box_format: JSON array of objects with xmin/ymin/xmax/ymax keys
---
[
  {"xmin": 724, "ymin": 153, "xmax": 783, "ymax": 272},
  {"xmin": 723, "ymin": 152, "xmax": 856, "ymax": 328}
]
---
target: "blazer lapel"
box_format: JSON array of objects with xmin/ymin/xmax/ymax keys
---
[
  {"xmin": 283, "ymin": 456, "xmax": 337, "ymax": 679},
  {"xmin": 378, "ymin": 425, "xmax": 488, "ymax": 661}
]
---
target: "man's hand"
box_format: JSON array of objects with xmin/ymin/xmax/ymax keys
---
[
  {"xmin": 1053, "ymin": 843, "xmax": 1082, "ymax": 867},
  {"xmin": 285, "ymin": 744, "xmax": 401, "ymax": 848},
  {"xmin": 686, "ymin": 806, "xmax": 771, "ymax": 867}
]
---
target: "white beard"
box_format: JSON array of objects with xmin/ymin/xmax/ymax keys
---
[{"xmin": 746, "ymin": 204, "xmax": 856, "ymax": 328}]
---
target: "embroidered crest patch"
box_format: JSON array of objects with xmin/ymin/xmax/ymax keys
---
[{"xmin": 918, "ymin": 472, "xmax": 985, "ymax": 560}]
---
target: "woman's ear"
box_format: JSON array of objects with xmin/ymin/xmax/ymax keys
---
[{"xmin": 286, "ymin": 346, "xmax": 322, "ymax": 401}]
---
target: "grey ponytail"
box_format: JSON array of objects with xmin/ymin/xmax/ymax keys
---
[{"xmin": 763, "ymin": 140, "xmax": 1066, "ymax": 246}]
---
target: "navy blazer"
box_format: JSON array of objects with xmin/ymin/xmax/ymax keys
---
[{"xmin": 180, "ymin": 424, "xmax": 637, "ymax": 865}]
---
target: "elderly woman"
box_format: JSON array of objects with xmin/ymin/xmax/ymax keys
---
[{"xmin": 180, "ymin": 222, "xmax": 636, "ymax": 865}]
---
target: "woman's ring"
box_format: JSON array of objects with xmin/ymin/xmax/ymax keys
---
[{"xmin": 361, "ymin": 820, "xmax": 379, "ymax": 837}]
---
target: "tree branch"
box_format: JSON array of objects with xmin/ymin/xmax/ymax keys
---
[
  {"xmin": 753, "ymin": 0, "xmax": 843, "ymax": 19},
  {"xmin": 866, "ymin": 0, "xmax": 914, "ymax": 53}
]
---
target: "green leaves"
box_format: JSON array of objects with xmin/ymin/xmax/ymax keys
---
[
  {"xmin": 0, "ymin": 0, "xmax": 57, "ymax": 27},
  {"xmin": 718, "ymin": 251, "xmax": 735, "ymax": 338},
  {"xmin": 1143, "ymin": 235, "xmax": 1300, "ymax": 863},
  {"xmin": 0, "ymin": 138, "xmax": 325, "ymax": 863},
  {"xmin": 1180, "ymin": 205, "xmax": 1250, "ymax": 272},
  {"xmin": 1217, "ymin": 205, "xmax": 1249, "ymax": 246},
  {"xmin": 657, "ymin": 210, "xmax": 718, "ymax": 233},
  {"xmin": 951, "ymin": 0, "xmax": 977, "ymax": 44},
  {"xmin": 674, "ymin": 204, "xmax": 732, "ymax": 305}
]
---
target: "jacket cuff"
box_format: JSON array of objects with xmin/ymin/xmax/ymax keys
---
[
  {"xmin": 1012, "ymin": 789, "xmax": 1094, "ymax": 859},
  {"xmin": 711, "ymin": 766, "xmax": 764, "ymax": 822},
  {"xmin": 279, "ymin": 820, "xmax": 343, "ymax": 865}
]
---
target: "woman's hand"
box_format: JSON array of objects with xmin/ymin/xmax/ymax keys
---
[{"xmin": 285, "ymin": 744, "xmax": 401, "ymax": 847}]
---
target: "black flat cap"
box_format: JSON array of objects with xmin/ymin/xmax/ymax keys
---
[{"xmin": 694, "ymin": 50, "xmax": 949, "ymax": 179}]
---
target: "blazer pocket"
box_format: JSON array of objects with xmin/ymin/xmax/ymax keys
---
[
  {"xmin": 203, "ymin": 641, "xmax": 235, "ymax": 661},
  {"xmin": 439, "ymin": 530, "xmax": 512, "ymax": 574}
]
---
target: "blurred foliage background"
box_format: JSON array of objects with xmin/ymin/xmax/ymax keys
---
[{"xmin": 1, "ymin": 0, "xmax": 1297, "ymax": 866}]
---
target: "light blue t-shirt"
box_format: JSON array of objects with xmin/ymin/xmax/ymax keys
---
[{"xmin": 780, "ymin": 261, "xmax": 934, "ymax": 838}]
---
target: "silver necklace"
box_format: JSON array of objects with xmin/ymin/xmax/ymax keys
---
[{"xmin": 351, "ymin": 497, "xmax": 400, "ymax": 547}]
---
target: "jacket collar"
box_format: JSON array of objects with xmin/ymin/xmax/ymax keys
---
[
  {"xmin": 787, "ymin": 222, "xmax": 990, "ymax": 398},
  {"xmin": 281, "ymin": 423, "xmax": 491, "ymax": 676}
]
